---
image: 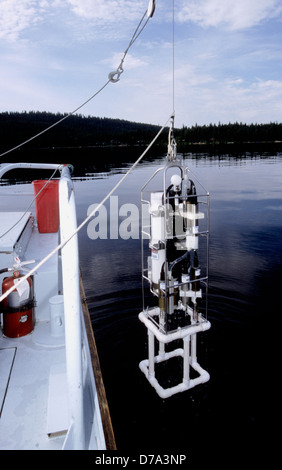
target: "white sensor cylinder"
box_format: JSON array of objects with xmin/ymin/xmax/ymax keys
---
[{"xmin": 150, "ymin": 192, "xmax": 165, "ymax": 286}]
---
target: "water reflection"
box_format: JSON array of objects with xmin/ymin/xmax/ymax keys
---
[{"xmin": 77, "ymin": 152, "xmax": 281, "ymax": 455}]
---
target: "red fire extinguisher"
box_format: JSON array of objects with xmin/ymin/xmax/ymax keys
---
[{"xmin": 1, "ymin": 270, "xmax": 34, "ymax": 338}]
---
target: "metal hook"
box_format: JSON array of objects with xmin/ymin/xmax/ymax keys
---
[
  {"xmin": 167, "ymin": 114, "xmax": 177, "ymax": 161},
  {"xmin": 108, "ymin": 65, "xmax": 124, "ymax": 83}
]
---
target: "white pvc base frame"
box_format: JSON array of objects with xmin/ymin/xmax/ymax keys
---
[{"xmin": 139, "ymin": 310, "xmax": 211, "ymax": 399}]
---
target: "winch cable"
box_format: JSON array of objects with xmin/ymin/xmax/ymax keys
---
[
  {"xmin": 0, "ymin": 1, "xmax": 156, "ymax": 159},
  {"xmin": 0, "ymin": 113, "xmax": 171, "ymax": 303}
]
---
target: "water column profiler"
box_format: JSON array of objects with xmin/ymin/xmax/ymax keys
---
[{"xmin": 139, "ymin": 124, "xmax": 211, "ymax": 398}]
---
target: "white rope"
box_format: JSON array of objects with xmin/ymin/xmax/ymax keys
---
[{"xmin": 0, "ymin": 114, "xmax": 171, "ymax": 303}]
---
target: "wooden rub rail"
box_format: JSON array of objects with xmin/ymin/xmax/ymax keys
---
[{"xmin": 80, "ymin": 275, "xmax": 117, "ymax": 450}]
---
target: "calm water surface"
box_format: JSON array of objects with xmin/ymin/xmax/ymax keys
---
[
  {"xmin": 74, "ymin": 152, "xmax": 281, "ymax": 460},
  {"xmin": 1, "ymin": 151, "xmax": 281, "ymax": 460}
]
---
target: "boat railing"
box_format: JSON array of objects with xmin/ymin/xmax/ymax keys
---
[
  {"xmin": 58, "ymin": 164, "xmax": 86, "ymax": 449},
  {"xmin": 58, "ymin": 166, "xmax": 115, "ymax": 450},
  {"xmin": 0, "ymin": 162, "xmax": 61, "ymax": 179}
]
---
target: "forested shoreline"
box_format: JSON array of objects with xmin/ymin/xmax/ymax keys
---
[
  {"xmin": 1, "ymin": 111, "xmax": 282, "ymax": 153},
  {"xmin": 0, "ymin": 111, "xmax": 162, "ymax": 151}
]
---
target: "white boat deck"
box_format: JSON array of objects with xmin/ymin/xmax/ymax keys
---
[
  {"xmin": 0, "ymin": 224, "xmax": 106, "ymax": 450},
  {"xmin": 0, "ymin": 327, "xmax": 67, "ymax": 450},
  {"xmin": 0, "ymin": 222, "xmax": 69, "ymax": 449},
  {"xmin": 0, "ymin": 171, "xmax": 115, "ymax": 451}
]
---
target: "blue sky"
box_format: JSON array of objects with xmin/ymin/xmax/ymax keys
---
[{"xmin": 1, "ymin": 0, "xmax": 282, "ymax": 128}]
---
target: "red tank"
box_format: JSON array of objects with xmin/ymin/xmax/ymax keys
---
[{"xmin": 2, "ymin": 271, "xmax": 34, "ymax": 338}]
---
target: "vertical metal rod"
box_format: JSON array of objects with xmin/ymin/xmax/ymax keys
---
[
  {"xmin": 141, "ymin": 197, "xmax": 145, "ymax": 313},
  {"xmin": 183, "ymin": 336, "xmax": 190, "ymax": 384},
  {"xmin": 148, "ymin": 329, "xmax": 155, "ymax": 377},
  {"xmin": 206, "ymin": 193, "xmax": 210, "ymax": 320},
  {"xmin": 159, "ymin": 340, "xmax": 165, "ymax": 358},
  {"xmin": 191, "ymin": 333, "xmax": 197, "ymax": 363}
]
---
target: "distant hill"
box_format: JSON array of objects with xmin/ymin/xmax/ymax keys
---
[
  {"xmin": 0, "ymin": 111, "xmax": 165, "ymax": 152},
  {"xmin": 0, "ymin": 111, "xmax": 282, "ymax": 156}
]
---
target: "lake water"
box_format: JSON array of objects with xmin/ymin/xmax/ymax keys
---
[
  {"xmin": 72, "ymin": 149, "xmax": 281, "ymax": 461},
  {"xmin": 1, "ymin": 149, "xmax": 281, "ymax": 461}
]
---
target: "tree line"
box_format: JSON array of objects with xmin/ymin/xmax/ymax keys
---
[
  {"xmin": 0, "ymin": 111, "xmax": 163, "ymax": 152},
  {"xmin": 178, "ymin": 121, "xmax": 282, "ymax": 144},
  {"xmin": 0, "ymin": 111, "xmax": 282, "ymax": 154}
]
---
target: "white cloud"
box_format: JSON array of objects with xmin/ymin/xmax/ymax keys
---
[
  {"xmin": 0, "ymin": 0, "xmax": 65, "ymax": 43},
  {"xmin": 67, "ymin": 0, "xmax": 144, "ymax": 22},
  {"xmin": 0, "ymin": 0, "xmax": 146, "ymax": 44},
  {"xmin": 177, "ymin": 0, "xmax": 282, "ymax": 31},
  {"xmin": 175, "ymin": 76, "xmax": 282, "ymax": 126},
  {"xmin": 0, "ymin": 0, "xmax": 39, "ymax": 41},
  {"xmin": 63, "ymin": 0, "xmax": 151, "ymax": 43}
]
